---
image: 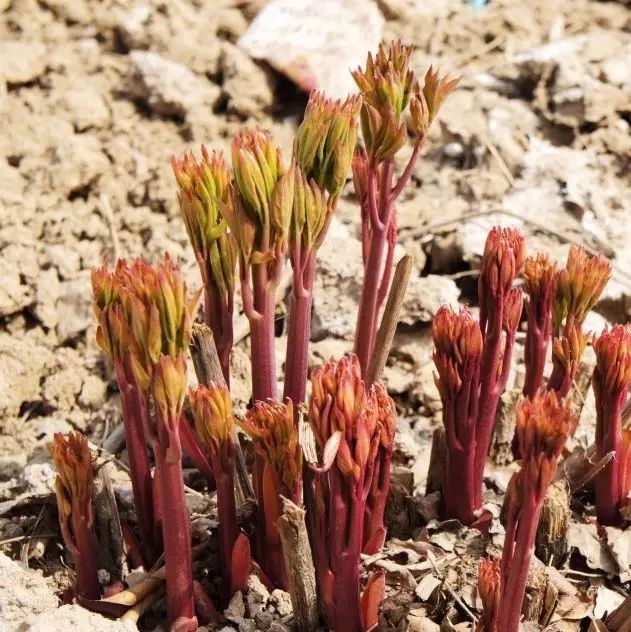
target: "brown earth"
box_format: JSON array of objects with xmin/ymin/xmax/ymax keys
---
[{"xmin": 0, "ymin": 0, "xmax": 630, "ymax": 630}]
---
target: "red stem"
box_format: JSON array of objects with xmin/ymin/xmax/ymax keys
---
[
  {"xmin": 354, "ymin": 160, "xmax": 396, "ymax": 376},
  {"xmin": 70, "ymin": 508, "xmax": 101, "ymax": 599},
  {"xmin": 283, "ymin": 254, "xmax": 315, "ymax": 415},
  {"xmin": 523, "ymin": 294, "xmax": 553, "ymax": 399},
  {"xmin": 249, "ymin": 265, "xmax": 278, "ymax": 402},
  {"xmin": 114, "ymin": 363, "xmax": 159, "ymax": 567},
  {"xmin": 155, "ymin": 447, "xmax": 196, "ymax": 626},
  {"xmin": 547, "ymin": 353, "xmax": 573, "ymax": 398},
  {"xmin": 498, "ymin": 497, "xmax": 541, "ymax": 632},
  {"xmin": 203, "ymin": 283, "xmax": 233, "ymax": 387},
  {"xmin": 595, "ymin": 383, "xmax": 625, "ymax": 526},
  {"xmin": 215, "ymin": 468, "xmax": 238, "ymax": 600},
  {"xmin": 473, "ymin": 307, "xmax": 505, "ymax": 508},
  {"xmin": 362, "ymin": 450, "xmax": 392, "ymax": 554}
]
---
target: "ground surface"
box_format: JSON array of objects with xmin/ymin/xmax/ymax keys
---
[{"xmin": 0, "ymin": 0, "xmax": 630, "ymax": 630}]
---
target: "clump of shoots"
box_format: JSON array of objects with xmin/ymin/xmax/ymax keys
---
[
  {"xmin": 92, "ymin": 262, "xmax": 160, "ymax": 566},
  {"xmin": 352, "ymin": 42, "xmax": 458, "ymax": 375},
  {"xmin": 496, "ymin": 392, "xmax": 573, "ymax": 632},
  {"xmin": 476, "ymin": 558, "xmax": 501, "ymax": 632},
  {"xmin": 432, "ymin": 227, "xmax": 524, "ymax": 522},
  {"xmin": 522, "ymin": 253, "xmax": 558, "ymax": 399},
  {"xmin": 593, "ymin": 325, "xmax": 631, "ymax": 526},
  {"xmin": 308, "ymin": 355, "xmax": 388, "ymax": 632},
  {"xmin": 239, "ymin": 399, "xmax": 301, "ymax": 589},
  {"xmin": 50, "ymin": 432, "xmax": 101, "ymax": 600},
  {"xmin": 548, "ymin": 245, "xmax": 611, "ymax": 397},
  {"xmin": 189, "ymin": 383, "xmax": 239, "ymax": 600},
  {"xmin": 432, "ymin": 306, "xmax": 483, "ymax": 524},
  {"xmin": 474, "ymin": 227, "xmax": 525, "ymax": 507},
  {"xmin": 227, "ymin": 128, "xmax": 294, "ymax": 402},
  {"xmin": 284, "ymin": 92, "xmax": 360, "ymax": 411},
  {"xmin": 101, "ymin": 255, "xmax": 198, "ymax": 629},
  {"xmin": 172, "ymin": 148, "xmax": 237, "ymax": 384}
]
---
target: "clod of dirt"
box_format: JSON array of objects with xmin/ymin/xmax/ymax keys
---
[
  {"xmin": 0, "ymin": 41, "xmax": 47, "ymax": 86},
  {"xmin": 128, "ymin": 50, "xmax": 220, "ymax": 118},
  {"xmin": 219, "ymin": 43, "xmax": 276, "ymax": 119},
  {"xmin": 400, "ymin": 274, "xmax": 460, "ymax": 326}
]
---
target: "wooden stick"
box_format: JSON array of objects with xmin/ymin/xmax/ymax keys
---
[
  {"xmin": 366, "ymin": 254, "xmax": 414, "ymax": 387},
  {"xmin": 92, "ymin": 459, "xmax": 125, "ymax": 582},
  {"xmin": 277, "ymin": 498, "xmax": 320, "ymax": 632},
  {"xmin": 190, "ymin": 323, "xmax": 254, "ymax": 500}
]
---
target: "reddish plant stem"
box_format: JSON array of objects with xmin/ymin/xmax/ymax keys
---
[
  {"xmin": 354, "ymin": 142, "xmax": 422, "ymax": 378},
  {"xmin": 473, "ymin": 310, "xmax": 513, "ymax": 508},
  {"xmin": 114, "ymin": 363, "xmax": 158, "ymax": 567},
  {"xmin": 283, "ymin": 254, "xmax": 315, "ymax": 415},
  {"xmin": 362, "ymin": 450, "xmax": 392, "ymax": 554},
  {"xmin": 595, "ymin": 391, "xmax": 625, "ymax": 525},
  {"xmin": 311, "ymin": 458, "xmax": 375, "ymax": 631},
  {"xmin": 154, "ymin": 446, "xmax": 195, "ymax": 626},
  {"xmin": 243, "ymin": 261, "xmax": 281, "ymax": 569},
  {"xmin": 69, "ymin": 506, "xmax": 101, "ymax": 599},
  {"xmin": 547, "ymin": 357, "xmax": 573, "ymax": 398},
  {"xmin": 248, "ymin": 264, "xmax": 278, "ymax": 402},
  {"xmin": 214, "ymin": 469, "xmax": 238, "ymax": 600},
  {"xmin": 497, "ymin": 498, "xmax": 541, "ymax": 632},
  {"xmin": 523, "ymin": 310, "xmax": 551, "ymax": 400},
  {"xmin": 203, "ymin": 283, "xmax": 233, "ymax": 387}
]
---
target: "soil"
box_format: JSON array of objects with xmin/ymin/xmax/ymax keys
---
[{"xmin": 0, "ymin": 0, "xmax": 630, "ymax": 630}]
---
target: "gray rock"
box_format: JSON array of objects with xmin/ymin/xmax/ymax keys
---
[
  {"xmin": 269, "ymin": 589, "xmax": 292, "ymax": 617},
  {"xmin": 400, "ymin": 274, "xmax": 460, "ymax": 325},
  {"xmin": 42, "ymin": 367, "xmax": 83, "ymax": 411},
  {"xmin": 220, "ymin": 43, "xmax": 275, "ymax": 118},
  {"xmin": 56, "ymin": 275, "xmax": 93, "ymax": 343},
  {"xmin": 128, "ymin": 50, "xmax": 220, "ymax": 118},
  {"xmin": 115, "ymin": 4, "xmax": 151, "ymax": 50},
  {"xmin": 48, "ymin": 135, "xmax": 109, "ymax": 197},
  {"xmin": 79, "ymin": 375, "xmax": 108, "ymax": 410},
  {"xmin": 33, "ymin": 268, "xmax": 61, "ymax": 330},
  {"xmin": 57, "ymin": 89, "xmax": 111, "ymax": 131},
  {"xmin": 45, "ymin": 245, "xmax": 81, "ymax": 280},
  {"xmin": 0, "ymin": 256, "xmax": 32, "ymax": 316},
  {"xmin": 19, "ymin": 463, "xmax": 56, "ymax": 494},
  {"xmin": 0, "ymin": 333, "xmax": 54, "ymax": 418},
  {"xmin": 0, "ymin": 41, "xmax": 47, "ymax": 85},
  {"xmin": 0, "ymin": 453, "xmax": 27, "ymax": 481}
]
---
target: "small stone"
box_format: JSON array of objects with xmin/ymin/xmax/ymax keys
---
[
  {"xmin": 600, "ymin": 55, "xmax": 631, "ymax": 87},
  {"xmin": 43, "ymin": 367, "xmax": 83, "ymax": 411},
  {"xmin": 0, "ymin": 332, "xmax": 55, "ymax": 418},
  {"xmin": 268, "ymin": 624, "xmax": 291, "ymax": 632},
  {"xmin": 246, "ymin": 574, "xmax": 270, "ymax": 616},
  {"xmin": 115, "ymin": 4, "xmax": 151, "ymax": 50},
  {"xmin": 0, "ymin": 256, "xmax": 31, "ymax": 316},
  {"xmin": 0, "ymin": 453, "xmax": 27, "ymax": 481},
  {"xmin": 56, "ymin": 276, "xmax": 93, "ymax": 343},
  {"xmin": 128, "ymin": 50, "xmax": 220, "ymax": 118},
  {"xmin": 400, "ymin": 274, "xmax": 460, "ymax": 325},
  {"xmin": 0, "ymin": 41, "xmax": 47, "ymax": 84},
  {"xmin": 79, "ymin": 375, "xmax": 108, "ymax": 409},
  {"xmin": 48, "ymin": 134, "xmax": 109, "ymax": 197},
  {"xmin": 268, "ymin": 589, "xmax": 292, "ymax": 617},
  {"xmin": 219, "ymin": 43, "xmax": 275, "ymax": 119},
  {"xmin": 20, "ymin": 463, "xmax": 57, "ymax": 494},
  {"xmin": 58, "ymin": 89, "xmax": 111, "ymax": 131},
  {"xmin": 225, "ymin": 590, "xmax": 246, "ymax": 620},
  {"xmin": 33, "ymin": 268, "xmax": 61, "ymax": 329},
  {"xmin": 45, "ymin": 244, "xmax": 81, "ymax": 280},
  {"xmin": 254, "ymin": 611, "xmax": 274, "ymax": 631}
]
